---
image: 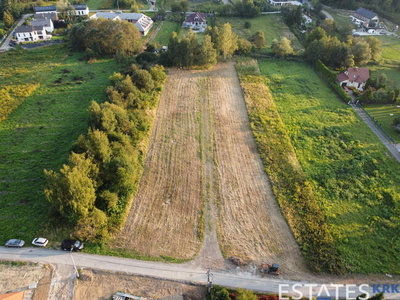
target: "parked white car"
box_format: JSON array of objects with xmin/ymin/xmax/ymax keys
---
[{"xmin": 32, "ymin": 237, "xmax": 48, "ymax": 247}]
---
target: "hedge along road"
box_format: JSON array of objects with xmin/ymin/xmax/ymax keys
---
[{"xmin": 0, "ymin": 247, "xmax": 399, "ymax": 299}]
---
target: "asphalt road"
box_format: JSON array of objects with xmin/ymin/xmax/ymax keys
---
[{"xmin": 1, "ymin": 247, "xmax": 399, "ymax": 299}]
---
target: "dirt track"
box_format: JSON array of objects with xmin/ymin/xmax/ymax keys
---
[{"xmin": 113, "ymin": 63, "xmax": 307, "ymax": 276}]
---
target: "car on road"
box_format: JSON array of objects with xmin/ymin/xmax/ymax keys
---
[
  {"xmin": 61, "ymin": 239, "xmax": 84, "ymax": 251},
  {"xmin": 5, "ymin": 239, "xmax": 25, "ymax": 248},
  {"xmin": 343, "ymin": 86, "xmax": 349, "ymax": 92},
  {"xmin": 32, "ymin": 237, "xmax": 48, "ymax": 247}
]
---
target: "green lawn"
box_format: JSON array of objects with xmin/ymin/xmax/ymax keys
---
[
  {"xmin": 364, "ymin": 104, "xmax": 400, "ymax": 142},
  {"xmin": 151, "ymin": 20, "xmax": 180, "ymax": 46},
  {"xmin": 86, "ymin": 0, "xmax": 105, "ymax": 10},
  {"xmin": 0, "ymin": 46, "xmax": 120, "ymax": 246},
  {"xmin": 216, "ymin": 15, "xmax": 304, "ymax": 53},
  {"xmin": 258, "ymin": 58, "xmax": 400, "ymax": 274}
]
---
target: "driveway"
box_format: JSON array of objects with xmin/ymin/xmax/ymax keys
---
[{"xmin": 0, "ymin": 14, "xmax": 32, "ymax": 51}]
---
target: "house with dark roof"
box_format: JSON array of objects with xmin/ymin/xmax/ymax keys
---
[
  {"xmin": 15, "ymin": 25, "xmax": 52, "ymax": 42},
  {"xmin": 351, "ymin": 8, "xmax": 379, "ymax": 27},
  {"xmin": 31, "ymin": 18, "xmax": 54, "ymax": 32},
  {"xmin": 34, "ymin": 5, "xmax": 57, "ymax": 14},
  {"xmin": 71, "ymin": 4, "xmax": 89, "ymax": 16},
  {"xmin": 337, "ymin": 67, "xmax": 370, "ymax": 91},
  {"xmin": 182, "ymin": 12, "xmax": 206, "ymax": 30},
  {"xmin": 268, "ymin": 0, "xmax": 302, "ymax": 6},
  {"xmin": 89, "ymin": 11, "xmax": 153, "ymax": 36}
]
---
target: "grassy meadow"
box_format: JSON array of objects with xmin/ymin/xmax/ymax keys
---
[
  {"xmin": 215, "ymin": 14, "xmax": 304, "ymax": 52},
  {"xmin": 151, "ymin": 20, "xmax": 180, "ymax": 46},
  {"xmin": 257, "ymin": 58, "xmax": 400, "ymax": 274},
  {"xmin": 0, "ymin": 46, "xmax": 120, "ymax": 245}
]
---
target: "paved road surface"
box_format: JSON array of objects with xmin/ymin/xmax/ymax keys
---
[{"xmin": 1, "ymin": 247, "xmax": 399, "ymax": 299}]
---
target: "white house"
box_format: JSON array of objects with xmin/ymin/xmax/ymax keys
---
[
  {"xmin": 182, "ymin": 12, "xmax": 207, "ymax": 30},
  {"xmin": 268, "ymin": 0, "xmax": 302, "ymax": 6},
  {"xmin": 15, "ymin": 25, "xmax": 52, "ymax": 43},
  {"xmin": 34, "ymin": 6, "xmax": 58, "ymax": 16},
  {"xmin": 90, "ymin": 11, "xmax": 153, "ymax": 36},
  {"xmin": 337, "ymin": 67, "xmax": 370, "ymax": 91},
  {"xmin": 71, "ymin": 4, "xmax": 89, "ymax": 16},
  {"xmin": 351, "ymin": 8, "xmax": 379, "ymax": 27},
  {"xmin": 31, "ymin": 18, "xmax": 54, "ymax": 32}
]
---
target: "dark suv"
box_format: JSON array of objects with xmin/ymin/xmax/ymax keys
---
[{"xmin": 61, "ymin": 239, "xmax": 84, "ymax": 251}]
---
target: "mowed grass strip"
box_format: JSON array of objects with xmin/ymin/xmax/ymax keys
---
[
  {"xmin": 0, "ymin": 46, "xmax": 120, "ymax": 244},
  {"xmin": 257, "ymin": 58, "xmax": 400, "ymax": 274}
]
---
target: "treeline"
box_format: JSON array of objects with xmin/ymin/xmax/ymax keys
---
[
  {"xmin": 360, "ymin": 73, "xmax": 400, "ymax": 103},
  {"xmin": 304, "ymin": 25, "xmax": 382, "ymax": 68},
  {"xmin": 68, "ymin": 18, "xmax": 143, "ymax": 59},
  {"xmin": 235, "ymin": 59, "xmax": 344, "ymax": 273},
  {"xmin": 44, "ymin": 64, "xmax": 166, "ymax": 242},
  {"xmin": 162, "ymin": 24, "xmax": 266, "ymax": 68}
]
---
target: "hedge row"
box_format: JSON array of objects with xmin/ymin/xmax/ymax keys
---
[
  {"xmin": 315, "ymin": 60, "xmax": 351, "ymax": 103},
  {"xmin": 44, "ymin": 64, "xmax": 166, "ymax": 243},
  {"xmin": 236, "ymin": 61, "xmax": 344, "ymax": 273}
]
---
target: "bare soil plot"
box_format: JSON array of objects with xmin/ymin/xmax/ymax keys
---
[
  {"xmin": 208, "ymin": 63, "xmax": 307, "ymax": 275},
  {"xmin": 114, "ymin": 63, "xmax": 306, "ymax": 276},
  {"xmin": 74, "ymin": 269, "xmax": 206, "ymax": 300},
  {"xmin": 113, "ymin": 68, "xmax": 205, "ymax": 259}
]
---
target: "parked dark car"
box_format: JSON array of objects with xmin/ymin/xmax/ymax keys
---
[
  {"xmin": 61, "ymin": 239, "xmax": 84, "ymax": 251},
  {"xmin": 5, "ymin": 239, "xmax": 25, "ymax": 248}
]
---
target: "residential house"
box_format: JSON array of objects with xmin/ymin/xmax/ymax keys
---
[
  {"xmin": 71, "ymin": 4, "xmax": 89, "ymax": 16},
  {"xmin": 351, "ymin": 8, "xmax": 379, "ymax": 27},
  {"xmin": 34, "ymin": 12, "xmax": 58, "ymax": 21},
  {"xmin": 90, "ymin": 11, "xmax": 153, "ymax": 36},
  {"xmin": 268, "ymin": 0, "xmax": 302, "ymax": 6},
  {"xmin": 34, "ymin": 5, "xmax": 58, "ymax": 16},
  {"xmin": 337, "ymin": 67, "xmax": 370, "ymax": 91},
  {"xmin": 31, "ymin": 18, "xmax": 54, "ymax": 32},
  {"xmin": 182, "ymin": 12, "xmax": 207, "ymax": 30},
  {"xmin": 15, "ymin": 25, "xmax": 52, "ymax": 42}
]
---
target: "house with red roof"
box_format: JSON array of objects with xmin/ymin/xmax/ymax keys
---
[
  {"xmin": 182, "ymin": 12, "xmax": 206, "ymax": 31},
  {"xmin": 337, "ymin": 67, "xmax": 370, "ymax": 91}
]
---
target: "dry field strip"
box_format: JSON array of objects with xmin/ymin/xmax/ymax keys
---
[{"xmin": 114, "ymin": 63, "xmax": 307, "ymax": 274}]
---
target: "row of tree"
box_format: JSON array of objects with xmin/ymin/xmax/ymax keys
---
[
  {"xmin": 68, "ymin": 18, "xmax": 143, "ymax": 59},
  {"xmin": 44, "ymin": 64, "xmax": 166, "ymax": 242},
  {"xmin": 304, "ymin": 25, "xmax": 382, "ymax": 68},
  {"xmin": 163, "ymin": 23, "xmax": 267, "ymax": 68}
]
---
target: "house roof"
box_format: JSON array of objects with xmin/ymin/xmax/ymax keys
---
[
  {"xmin": 31, "ymin": 19, "xmax": 52, "ymax": 27},
  {"xmin": 354, "ymin": 8, "xmax": 377, "ymax": 20},
  {"xmin": 90, "ymin": 12, "xmax": 153, "ymax": 33},
  {"xmin": 15, "ymin": 25, "xmax": 34, "ymax": 33},
  {"xmin": 337, "ymin": 67, "xmax": 369, "ymax": 83},
  {"xmin": 34, "ymin": 12, "xmax": 57, "ymax": 20},
  {"xmin": 0, "ymin": 291, "xmax": 24, "ymax": 300},
  {"xmin": 184, "ymin": 12, "xmax": 206, "ymax": 23},
  {"xmin": 73, "ymin": 4, "xmax": 88, "ymax": 10},
  {"xmin": 34, "ymin": 5, "xmax": 57, "ymax": 12}
]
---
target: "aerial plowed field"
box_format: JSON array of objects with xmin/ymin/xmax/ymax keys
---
[{"xmin": 114, "ymin": 63, "xmax": 306, "ymax": 273}]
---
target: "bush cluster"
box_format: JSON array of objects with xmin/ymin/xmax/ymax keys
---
[{"xmin": 44, "ymin": 64, "xmax": 166, "ymax": 243}]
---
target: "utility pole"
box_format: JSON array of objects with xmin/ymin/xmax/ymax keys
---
[{"xmin": 207, "ymin": 268, "xmax": 213, "ymax": 293}]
